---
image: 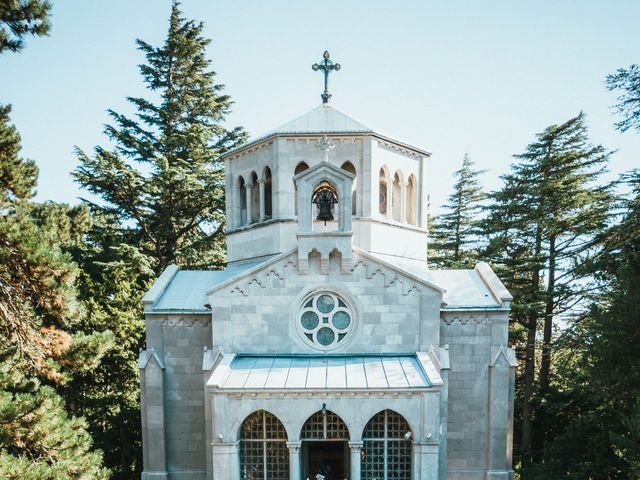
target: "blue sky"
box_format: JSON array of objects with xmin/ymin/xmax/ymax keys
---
[{"xmin": 1, "ymin": 0, "xmax": 638, "ymax": 211}]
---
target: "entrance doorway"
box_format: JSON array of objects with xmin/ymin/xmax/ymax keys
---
[{"xmin": 302, "ymin": 441, "xmax": 349, "ymax": 480}]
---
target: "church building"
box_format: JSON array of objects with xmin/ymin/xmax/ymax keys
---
[{"xmin": 139, "ymin": 52, "xmax": 515, "ymax": 480}]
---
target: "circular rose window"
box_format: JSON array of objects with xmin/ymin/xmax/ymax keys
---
[{"xmin": 299, "ymin": 292, "xmax": 352, "ymax": 349}]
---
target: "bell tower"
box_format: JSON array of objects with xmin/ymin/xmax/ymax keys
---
[{"xmin": 223, "ymin": 51, "xmax": 430, "ymax": 265}]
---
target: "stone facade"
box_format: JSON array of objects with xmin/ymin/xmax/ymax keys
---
[{"xmin": 139, "ymin": 104, "xmax": 515, "ymax": 480}]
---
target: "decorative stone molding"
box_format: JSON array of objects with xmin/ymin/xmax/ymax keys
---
[
  {"xmin": 441, "ymin": 313, "xmax": 490, "ymax": 325},
  {"xmin": 226, "ymin": 257, "xmax": 298, "ymax": 297},
  {"xmin": 376, "ymin": 139, "xmax": 423, "ymax": 159},
  {"xmin": 351, "ymin": 260, "xmax": 421, "ymax": 296},
  {"xmin": 226, "ymin": 140, "xmax": 273, "ymax": 161},
  {"xmin": 161, "ymin": 316, "xmax": 211, "ymax": 327}
]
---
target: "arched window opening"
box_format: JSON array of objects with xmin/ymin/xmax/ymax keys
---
[
  {"xmin": 294, "ymin": 161, "xmax": 309, "ymax": 176},
  {"xmin": 406, "ymin": 175, "xmax": 416, "ymax": 226},
  {"xmin": 392, "ymin": 172, "xmax": 402, "ymax": 222},
  {"xmin": 341, "ymin": 161, "xmax": 357, "ymax": 215},
  {"xmin": 239, "ymin": 176, "xmax": 247, "ymax": 226},
  {"xmin": 301, "ymin": 410, "xmax": 350, "ymax": 440},
  {"xmin": 294, "ymin": 162, "xmax": 310, "ymax": 215},
  {"xmin": 312, "ymin": 181, "xmax": 339, "ymax": 232},
  {"xmin": 379, "ymin": 167, "xmax": 388, "ymax": 217},
  {"xmin": 263, "ymin": 167, "xmax": 273, "ymax": 218},
  {"xmin": 250, "ymin": 171, "xmax": 259, "ymax": 224},
  {"xmin": 239, "ymin": 410, "xmax": 289, "ymax": 480},
  {"xmin": 361, "ymin": 410, "xmax": 412, "ymax": 480}
]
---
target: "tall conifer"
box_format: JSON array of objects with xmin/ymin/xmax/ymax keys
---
[
  {"xmin": 484, "ymin": 112, "xmax": 612, "ymax": 467},
  {"xmin": 429, "ymin": 154, "xmax": 486, "ymax": 268},
  {"xmin": 75, "ymin": 1, "xmax": 247, "ymax": 273}
]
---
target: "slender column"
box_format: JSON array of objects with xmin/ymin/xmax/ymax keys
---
[
  {"xmin": 401, "ymin": 181, "xmax": 407, "ymax": 223},
  {"xmin": 245, "ymin": 184, "xmax": 253, "ymax": 224},
  {"xmin": 349, "ymin": 442, "xmax": 363, "ymax": 480},
  {"xmin": 258, "ymin": 179, "xmax": 266, "ymax": 221},
  {"xmin": 386, "ymin": 179, "xmax": 392, "ymax": 219},
  {"xmin": 287, "ymin": 442, "xmax": 301, "ymax": 480}
]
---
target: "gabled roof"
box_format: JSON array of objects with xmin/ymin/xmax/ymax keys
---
[{"xmin": 223, "ymin": 104, "xmax": 431, "ymax": 158}]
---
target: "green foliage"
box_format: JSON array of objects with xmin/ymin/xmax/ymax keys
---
[
  {"xmin": 606, "ymin": 64, "xmax": 640, "ymax": 134},
  {"xmin": 483, "ymin": 112, "xmax": 613, "ymax": 469},
  {"xmin": 0, "ymin": 0, "xmax": 51, "ymax": 53},
  {"xmin": 0, "ymin": 104, "xmax": 110, "ymax": 478},
  {"xmin": 74, "ymin": 1, "xmax": 247, "ymax": 274},
  {"xmin": 429, "ymin": 154, "xmax": 486, "ymax": 268}
]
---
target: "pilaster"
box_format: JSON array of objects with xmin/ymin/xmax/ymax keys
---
[
  {"xmin": 349, "ymin": 441, "xmax": 363, "ymax": 480},
  {"xmin": 139, "ymin": 348, "xmax": 167, "ymax": 480}
]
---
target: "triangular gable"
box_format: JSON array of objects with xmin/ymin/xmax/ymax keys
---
[
  {"xmin": 138, "ymin": 348, "xmax": 165, "ymax": 370},
  {"xmin": 490, "ymin": 345, "xmax": 517, "ymax": 368},
  {"xmin": 293, "ymin": 159, "xmax": 355, "ymax": 184}
]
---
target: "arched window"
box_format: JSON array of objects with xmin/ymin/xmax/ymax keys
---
[
  {"xmin": 294, "ymin": 162, "xmax": 310, "ymax": 215},
  {"xmin": 341, "ymin": 161, "xmax": 356, "ymax": 215},
  {"xmin": 263, "ymin": 166, "xmax": 272, "ymax": 218},
  {"xmin": 379, "ymin": 167, "xmax": 388, "ymax": 217},
  {"xmin": 294, "ymin": 161, "xmax": 309, "ymax": 176},
  {"xmin": 301, "ymin": 410, "xmax": 350, "ymax": 440},
  {"xmin": 250, "ymin": 171, "xmax": 259, "ymax": 223},
  {"xmin": 239, "ymin": 176, "xmax": 247, "ymax": 226},
  {"xmin": 239, "ymin": 410, "xmax": 289, "ymax": 480},
  {"xmin": 392, "ymin": 171, "xmax": 402, "ymax": 222},
  {"xmin": 406, "ymin": 175, "xmax": 416, "ymax": 226},
  {"xmin": 361, "ymin": 410, "xmax": 412, "ymax": 480}
]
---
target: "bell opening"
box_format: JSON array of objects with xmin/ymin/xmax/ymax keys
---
[{"xmin": 312, "ymin": 182, "xmax": 339, "ymax": 231}]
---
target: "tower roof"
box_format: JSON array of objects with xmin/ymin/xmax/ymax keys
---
[{"xmin": 223, "ymin": 104, "xmax": 431, "ymax": 158}]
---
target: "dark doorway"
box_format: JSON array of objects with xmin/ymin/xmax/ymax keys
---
[{"xmin": 302, "ymin": 441, "xmax": 349, "ymax": 479}]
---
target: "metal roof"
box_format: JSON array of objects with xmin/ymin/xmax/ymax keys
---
[
  {"xmin": 144, "ymin": 259, "xmax": 268, "ymax": 313},
  {"xmin": 207, "ymin": 353, "xmax": 438, "ymax": 391}
]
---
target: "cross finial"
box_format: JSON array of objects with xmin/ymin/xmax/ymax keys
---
[
  {"xmin": 317, "ymin": 135, "xmax": 335, "ymax": 161},
  {"xmin": 312, "ymin": 50, "xmax": 341, "ymax": 104}
]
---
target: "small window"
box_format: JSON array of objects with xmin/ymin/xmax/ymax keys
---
[{"xmin": 379, "ymin": 167, "xmax": 388, "ymax": 216}]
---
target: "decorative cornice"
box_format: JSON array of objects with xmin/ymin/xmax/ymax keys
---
[
  {"xmin": 441, "ymin": 313, "xmax": 490, "ymax": 325},
  {"xmin": 351, "ymin": 259, "xmax": 421, "ymax": 296},
  {"xmin": 376, "ymin": 139, "xmax": 423, "ymax": 159},
  {"xmin": 162, "ymin": 316, "xmax": 211, "ymax": 327},
  {"xmin": 225, "ymin": 140, "xmax": 273, "ymax": 161}
]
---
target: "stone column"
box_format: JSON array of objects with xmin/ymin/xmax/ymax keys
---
[
  {"xmin": 212, "ymin": 442, "xmax": 239, "ymax": 480},
  {"xmin": 258, "ymin": 179, "xmax": 266, "ymax": 222},
  {"xmin": 386, "ymin": 179, "xmax": 392, "ymax": 219},
  {"xmin": 401, "ymin": 181, "xmax": 407, "ymax": 223},
  {"xmin": 349, "ymin": 442, "xmax": 362, "ymax": 480},
  {"xmin": 245, "ymin": 184, "xmax": 253, "ymax": 224},
  {"xmin": 287, "ymin": 441, "xmax": 301, "ymax": 480}
]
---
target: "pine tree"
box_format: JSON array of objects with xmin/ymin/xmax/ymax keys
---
[
  {"xmin": 0, "ymin": 104, "xmax": 110, "ymax": 479},
  {"xmin": 484, "ymin": 112, "xmax": 612, "ymax": 468},
  {"xmin": 0, "ymin": 0, "xmax": 51, "ymax": 53},
  {"xmin": 606, "ymin": 64, "xmax": 640, "ymax": 133},
  {"xmin": 71, "ymin": 3, "xmax": 246, "ymax": 477},
  {"xmin": 429, "ymin": 154, "xmax": 486, "ymax": 268},
  {"xmin": 74, "ymin": 0, "xmax": 247, "ymax": 274}
]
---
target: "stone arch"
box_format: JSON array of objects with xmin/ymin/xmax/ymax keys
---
[
  {"xmin": 250, "ymin": 171, "xmax": 259, "ymax": 223},
  {"xmin": 341, "ymin": 161, "xmax": 357, "ymax": 215},
  {"xmin": 300, "ymin": 409, "xmax": 351, "ymax": 440},
  {"xmin": 238, "ymin": 409, "xmax": 289, "ymax": 480},
  {"xmin": 406, "ymin": 174, "xmax": 417, "ymax": 226},
  {"xmin": 361, "ymin": 409, "xmax": 412, "ymax": 479},
  {"xmin": 392, "ymin": 170, "xmax": 404, "ymax": 222},
  {"xmin": 238, "ymin": 175, "xmax": 247, "ymax": 226},
  {"xmin": 379, "ymin": 166, "xmax": 389, "ymax": 217},
  {"xmin": 263, "ymin": 166, "xmax": 273, "ymax": 218}
]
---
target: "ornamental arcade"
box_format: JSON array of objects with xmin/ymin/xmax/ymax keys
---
[{"xmin": 139, "ymin": 51, "xmax": 515, "ymax": 480}]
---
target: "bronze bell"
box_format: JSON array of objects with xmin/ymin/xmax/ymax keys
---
[{"xmin": 314, "ymin": 188, "xmax": 336, "ymax": 225}]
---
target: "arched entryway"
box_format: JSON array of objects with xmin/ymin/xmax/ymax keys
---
[
  {"xmin": 361, "ymin": 409, "xmax": 412, "ymax": 479},
  {"xmin": 300, "ymin": 409, "xmax": 350, "ymax": 479},
  {"xmin": 238, "ymin": 410, "xmax": 289, "ymax": 480}
]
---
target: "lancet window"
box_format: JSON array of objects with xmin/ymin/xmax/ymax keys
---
[
  {"xmin": 239, "ymin": 410, "xmax": 289, "ymax": 480},
  {"xmin": 361, "ymin": 410, "xmax": 412, "ymax": 480}
]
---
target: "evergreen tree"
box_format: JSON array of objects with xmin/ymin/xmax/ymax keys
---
[
  {"xmin": 74, "ymin": 0, "xmax": 247, "ymax": 274},
  {"xmin": 71, "ymin": 3, "xmax": 246, "ymax": 477},
  {"xmin": 484, "ymin": 112, "xmax": 612, "ymax": 468},
  {"xmin": 0, "ymin": 105, "xmax": 110, "ymax": 479},
  {"xmin": 429, "ymin": 154, "xmax": 486, "ymax": 268},
  {"xmin": 0, "ymin": 0, "xmax": 51, "ymax": 53},
  {"xmin": 606, "ymin": 64, "xmax": 640, "ymax": 133}
]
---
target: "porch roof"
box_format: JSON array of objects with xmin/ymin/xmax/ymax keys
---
[{"xmin": 207, "ymin": 353, "xmax": 441, "ymax": 391}]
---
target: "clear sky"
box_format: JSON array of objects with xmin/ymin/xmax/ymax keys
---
[{"xmin": 1, "ymin": 1, "xmax": 638, "ymax": 212}]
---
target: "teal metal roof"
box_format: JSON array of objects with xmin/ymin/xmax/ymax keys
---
[
  {"xmin": 144, "ymin": 260, "xmax": 267, "ymax": 313},
  {"xmin": 208, "ymin": 353, "xmax": 438, "ymax": 390}
]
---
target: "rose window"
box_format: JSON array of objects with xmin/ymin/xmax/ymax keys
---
[{"xmin": 299, "ymin": 292, "xmax": 352, "ymax": 348}]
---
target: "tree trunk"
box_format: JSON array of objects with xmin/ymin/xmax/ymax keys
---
[{"xmin": 540, "ymin": 234, "xmax": 556, "ymax": 392}]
